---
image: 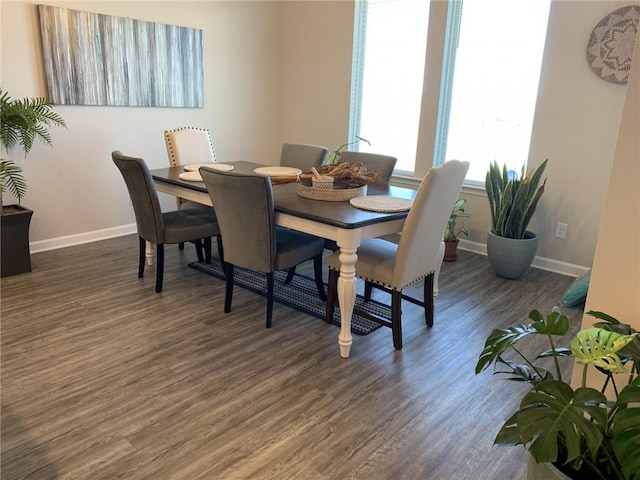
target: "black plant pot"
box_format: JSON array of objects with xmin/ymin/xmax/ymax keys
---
[{"xmin": 1, "ymin": 205, "xmax": 34, "ymax": 277}]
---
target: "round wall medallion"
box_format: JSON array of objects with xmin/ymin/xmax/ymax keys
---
[{"xmin": 586, "ymin": 5, "xmax": 640, "ymax": 84}]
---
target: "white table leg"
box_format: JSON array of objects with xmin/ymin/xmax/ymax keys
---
[
  {"xmin": 433, "ymin": 240, "xmax": 445, "ymax": 299},
  {"xmin": 146, "ymin": 240, "xmax": 154, "ymax": 266},
  {"xmin": 335, "ymin": 230, "xmax": 361, "ymax": 358}
]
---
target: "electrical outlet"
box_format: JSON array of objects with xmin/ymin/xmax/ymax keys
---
[{"xmin": 555, "ymin": 222, "xmax": 568, "ymax": 239}]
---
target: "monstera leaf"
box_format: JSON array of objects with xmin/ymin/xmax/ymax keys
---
[
  {"xmin": 516, "ymin": 380, "xmax": 607, "ymax": 464},
  {"xmin": 614, "ymin": 377, "xmax": 640, "ymax": 480}
]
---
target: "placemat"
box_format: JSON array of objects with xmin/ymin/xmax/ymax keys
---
[
  {"xmin": 254, "ymin": 166, "xmax": 302, "ymax": 176},
  {"xmin": 185, "ymin": 163, "xmax": 234, "ymax": 172},
  {"xmin": 178, "ymin": 171, "xmax": 203, "ymax": 182},
  {"xmin": 349, "ymin": 195, "xmax": 413, "ymax": 212}
]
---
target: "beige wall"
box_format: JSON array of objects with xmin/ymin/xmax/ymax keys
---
[
  {"xmin": 0, "ymin": 0, "xmax": 635, "ymax": 276},
  {"xmin": 571, "ymin": 29, "xmax": 640, "ymax": 389},
  {"xmin": 457, "ymin": 0, "xmax": 634, "ymax": 273}
]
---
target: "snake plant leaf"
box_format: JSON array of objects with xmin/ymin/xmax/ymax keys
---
[
  {"xmin": 475, "ymin": 324, "xmax": 538, "ymax": 374},
  {"xmin": 571, "ymin": 328, "xmax": 635, "ymax": 373},
  {"xmin": 518, "ymin": 381, "xmax": 606, "ymax": 464},
  {"xmin": 614, "ymin": 377, "xmax": 640, "ymax": 480}
]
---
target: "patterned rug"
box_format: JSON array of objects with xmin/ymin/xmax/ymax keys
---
[{"xmin": 189, "ymin": 257, "xmax": 388, "ymax": 335}]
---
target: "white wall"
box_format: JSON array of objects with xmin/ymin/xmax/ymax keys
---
[
  {"xmin": 1, "ymin": 1, "xmax": 283, "ymax": 245},
  {"xmin": 0, "ymin": 0, "xmax": 635, "ymax": 276}
]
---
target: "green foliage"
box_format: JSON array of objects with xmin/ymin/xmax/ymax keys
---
[
  {"xmin": 485, "ymin": 159, "xmax": 548, "ymax": 239},
  {"xmin": 325, "ymin": 135, "xmax": 371, "ymax": 165},
  {"xmin": 476, "ymin": 308, "xmax": 640, "ymax": 479},
  {"xmin": 443, "ymin": 198, "xmax": 468, "ymax": 242},
  {"xmin": 0, "ymin": 88, "xmax": 66, "ymax": 208}
]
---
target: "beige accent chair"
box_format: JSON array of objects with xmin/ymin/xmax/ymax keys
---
[
  {"xmin": 199, "ymin": 167, "xmax": 327, "ymax": 328},
  {"xmin": 164, "ymin": 126, "xmax": 217, "ymax": 252},
  {"xmin": 112, "ymin": 151, "xmax": 221, "ymax": 293},
  {"xmin": 324, "ymin": 160, "xmax": 469, "ymax": 349},
  {"xmin": 280, "ymin": 143, "xmax": 328, "ymax": 173}
]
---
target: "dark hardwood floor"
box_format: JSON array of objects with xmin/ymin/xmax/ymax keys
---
[{"xmin": 1, "ymin": 235, "xmax": 584, "ymax": 479}]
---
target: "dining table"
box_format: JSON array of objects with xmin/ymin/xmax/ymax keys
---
[{"xmin": 150, "ymin": 161, "xmax": 444, "ymax": 358}]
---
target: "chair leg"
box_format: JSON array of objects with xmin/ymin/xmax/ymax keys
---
[
  {"xmin": 204, "ymin": 237, "xmax": 212, "ymax": 264},
  {"xmin": 424, "ymin": 273, "xmax": 434, "ymax": 327},
  {"xmin": 313, "ymin": 254, "xmax": 327, "ymax": 301},
  {"xmin": 391, "ymin": 289, "xmax": 403, "ymax": 349},
  {"xmin": 284, "ymin": 267, "xmax": 296, "ymax": 285},
  {"xmin": 217, "ymin": 236, "xmax": 226, "ymax": 275},
  {"xmin": 364, "ymin": 281, "xmax": 373, "ymax": 302},
  {"xmin": 138, "ymin": 236, "xmax": 145, "ymax": 278},
  {"xmin": 179, "ymin": 242, "xmax": 185, "ymax": 251},
  {"xmin": 325, "ymin": 268, "xmax": 338, "ymax": 324},
  {"xmin": 266, "ymin": 272, "xmax": 274, "ymax": 328},
  {"xmin": 224, "ymin": 264, "xmax": 234, "ymax": 313},
  {"xmin": 155, "ymin": 244, "xmax": 164, "ymax": 293},
  {"xmin": 194, "ymin": 239, "xmax": 205, "ymax": 262}
]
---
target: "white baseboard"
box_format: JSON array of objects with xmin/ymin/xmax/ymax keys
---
[
  {"xmin": 29, "ymin": 225, "xmax": 590, "ymax": 278},
  {"xmin": 30, "ymin": 224, "xmax": 137, "ymax": 254},
  {"xmin": 458, "ymin": 239, "xmax": 590, "ymax": 278}
]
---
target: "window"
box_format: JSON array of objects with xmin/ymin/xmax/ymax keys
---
[
  {"xmin": 349, "ymin": 0, "xmax": 430, "ymax": 173},
  {"xmin": 350, "ymin": 0, "xmax": 551, "ymax": 183}
]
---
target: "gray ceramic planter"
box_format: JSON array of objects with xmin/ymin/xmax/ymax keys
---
[{"xmin": 486, "ymin": 231, "xmax": 538, "ymax": 279}]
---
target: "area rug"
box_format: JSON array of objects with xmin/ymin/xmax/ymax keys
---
[{"xmin": 189, "ymin": 257, "xmax": 388, "ymax": 335}]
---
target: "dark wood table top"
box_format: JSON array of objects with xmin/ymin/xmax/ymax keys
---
[{"xmin": 151, "ymin": 162, "xmax": 417, "ymax": 230}]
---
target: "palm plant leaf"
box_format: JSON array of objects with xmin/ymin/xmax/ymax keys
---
[
  {"xmin": 518, "ymin": 381, "xmax": 607, "ymax": 464},
  {"xmin": 0, "ymin": 159, "xmax": 27, "ymax": 203}
]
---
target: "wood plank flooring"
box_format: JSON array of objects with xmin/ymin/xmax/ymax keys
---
[{"xmin": 1, "ymin": 235, "xmax": 584, "ymax": 479}]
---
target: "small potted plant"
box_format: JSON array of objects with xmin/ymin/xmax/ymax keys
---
[
  {"xmin": 443, "ymin": 198, "xmax": 468, "ymax": 261},
  {"xmin": 325, "ymin": 135, "xmax": 371, "ymax": 165},
  {"xmin": 485, "ymin": 159, "xmax": 547, "ymax": 279},
  {"xmin": 0, "ymin": 89, "xmax": 66, "ymax": 276},
  {"xmin": 476, "ymin": 308, "xmax": 640, "ymax": 480}
]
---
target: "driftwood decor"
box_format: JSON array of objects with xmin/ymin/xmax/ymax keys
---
[{"xmin": 37, "ymin": 5, "xmax": 204, "ymax": 107}]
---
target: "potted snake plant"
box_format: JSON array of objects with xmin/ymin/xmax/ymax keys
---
[
  {"xmin": 0, "ymin": 89, "xmax": 66, "ymax": 276},
  {"xmin": 476, "ymin": 308, "xmax": 640, "ymax": 480},
  {"xmin": 485, "ymin": 159, "xmax": 547, "ymax": 279}
]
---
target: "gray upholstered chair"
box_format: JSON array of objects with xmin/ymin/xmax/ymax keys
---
[
  {"xmin": 338, "ymin": 151, "xmax": 397, "ymax": 183},
  {"xmin": 112, "ymin": 151, "xmax": 221, "ymax": 293},
  {"xmin": 324, "ymin": 159, "xmax": 469, "ymax": 349},
  {"xmin": 280, "ymin": 143, "xmax": 328, "ymax": 173},
  {"xmin": 199, "ymin": 167, "xmax": 327, "ymax": 328}
]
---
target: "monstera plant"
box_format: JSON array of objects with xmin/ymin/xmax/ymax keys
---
[{"xmin": 476, "ymin": 308, "xmax": 640, "ymax": 480}]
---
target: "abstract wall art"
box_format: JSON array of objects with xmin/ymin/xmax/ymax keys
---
[{"xmin": 37, "ymin": 5, "xmax": 204, "ymax": 107}]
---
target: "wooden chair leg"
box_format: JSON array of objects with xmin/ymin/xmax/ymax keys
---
[
  {"xmin": 224, "ymin": 264, "xmax": 234, "ymax": 313},
  {"xmin": 313, "ymin": 254, "xmax": 327, "ymax": 301},
  {"xmin": 138, "ymin": 236, "xmax": 145, "ymax": 278},
  {"xmin": 284, "ymin": 267, "xmax": 296, "ymax": 284},
  {"xmin": 155, "ymin": 244, "xmax": 164, "ymax": 293},
  {"xmin": 325, "ymin": 268, "xmax": 338, "ymax": 324},
  {"xmin": 266, "ymin": 272, "xmax": 274, "ymax": 328},
  {"xmin": 204, "ymin": 237, "xmax": 212, "ymax": 264},
  {"xmin": 364, "ymin": 281, "xmax": 373, "ymax": 302},
  {"xmin": 424, "ymin": 273, "xmax": 434, "ymax": 327},
  {"xmin": 391, "ymin": 289, "xmax": 403, "ymax": 349}
]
